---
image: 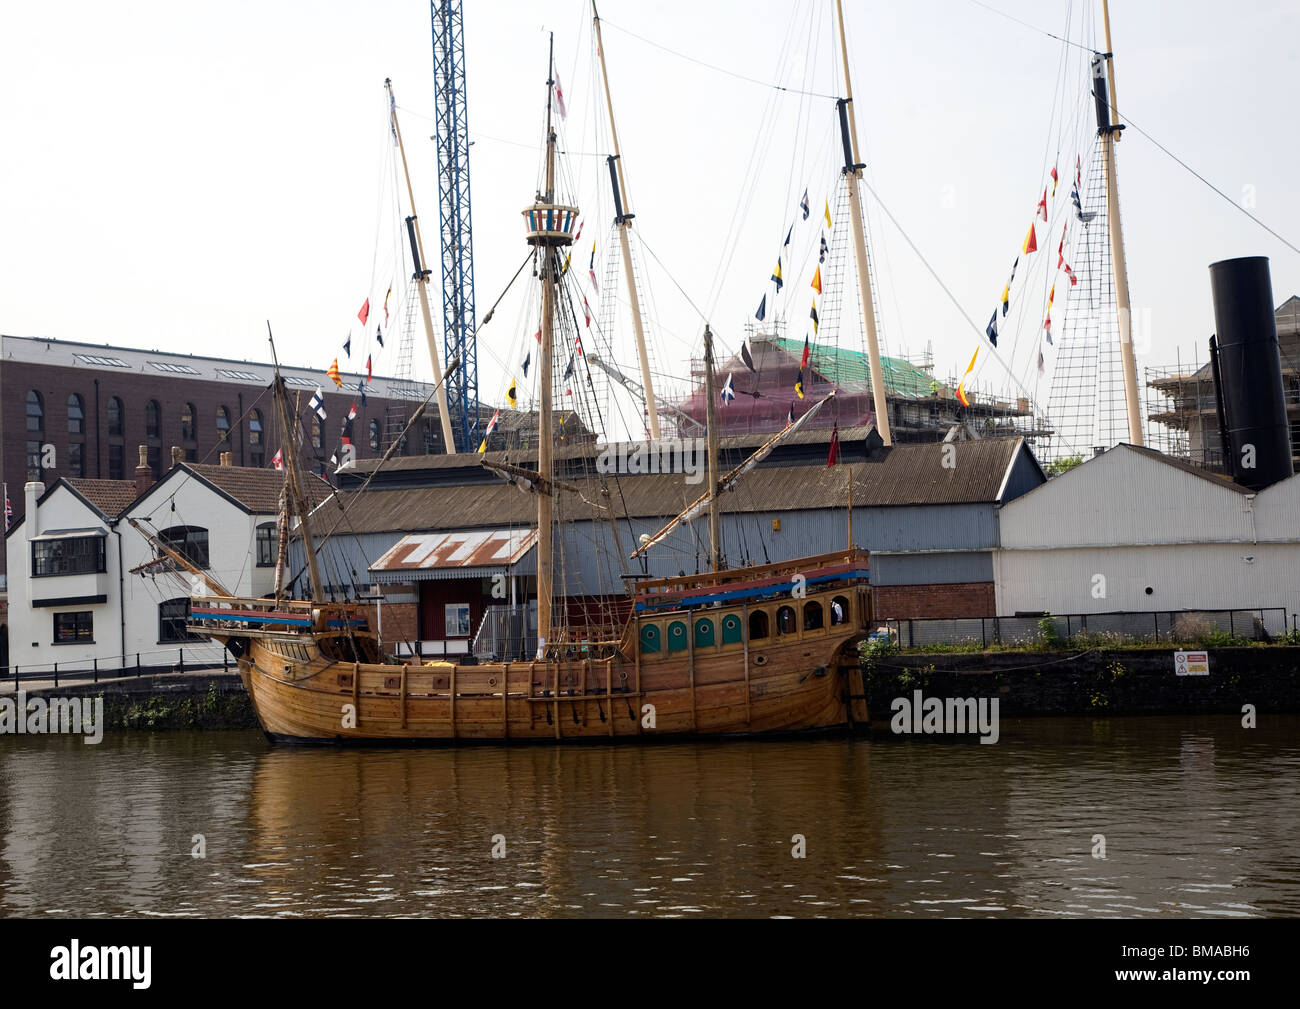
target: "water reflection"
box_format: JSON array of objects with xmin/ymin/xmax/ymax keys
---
[{"xmin": 1, "ymin": 716, "xmax": 1297, "ymax": 917}]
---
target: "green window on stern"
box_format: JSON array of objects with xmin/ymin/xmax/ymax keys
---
[
  {"xmin": 640, "ymin": 623, "xmax": 661, "ymax": 654},
  {"xmin": 694, "ymin": 617, "xmax": 716, "ymax": 648},
  {"xmin": 721, "ymin": 613, "xmax": 743, "ymax": 645},
  {"xmin": 667, "ymin": 620, "xmax": 688, "ymax": 652}
]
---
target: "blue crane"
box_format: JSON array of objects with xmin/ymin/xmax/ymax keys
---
[{"xmin": 431, "ymin": 0, "xmax": 478, "ymax": 452}]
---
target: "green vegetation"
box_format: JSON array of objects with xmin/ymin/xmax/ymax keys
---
[
  {"xmin": 1045, "ymin": 454, "xmax": 1084, "ymax": 476},
  {"xmin": 104, "ymin": 684, "xmax": 256, "ymax": 731}
]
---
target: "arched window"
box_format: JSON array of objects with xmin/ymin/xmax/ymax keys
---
[
  {"xmin": 159, "ymin": 598, "xmax": 199, "ymax": 643},
  {"xmin": 369, "ymin": 419, "xmax": 380, "ymax": 451},
  {"xmin": 256, "ymin": 522, "xmax": 278, "ymax": 567},
  {"xmin": 803, "ymin": 600, "xmax": 824, "ymax": 631},
  {"xmin": 830, "ymin": 595, "xmax": 850, "ymax": 626},
  {"xmin": 639, "ymin": 623, "xmax": 661, "ymax": 655},
  {"xmin": 67, "ymin": 394, "xmax": 84, "ymax": 435},
  {"xmin": 694, "ymin": 617, "xmax": 716, "ymax": 648},
  {"xmin": 248, "ymin": 410, "xmax": 264, "ymax": 468},
  {"xmin": 776, "ymin": 605, "xmax": 797, "ymax": 636},
  {"xmin": 107, "ymin": 396, "xmax": 124, "ymax": 437},
  {"xmin": 216, "ymin": 406, "xmax": 231, "ymax": 443},
  {"xmin": 145, "ymin": 400, "xmax": 161, "ymax": 440},
  {"xmin": 749, "ymin": 609, "xmax": 770, "ymax": 641},
  {"xmin": 721, "ymin": 612, "xmax": 743, "ymax": 645},
  {"xmin": 311, "ymin": 415, "xmax": 322, "ymax": 451},
  {"xmin": 159, "ymin": 525, "xmax": 210, "ymax": 569},
  {"xmin": 667, "ymin": 620, "xmax": 688, "ymax": 652},
  {"xmin": 181, "ymin": 402, "xmax": 196, "ymax": 442},
  {"xmin": 26, "ymin": 390, "xmax": 43, "ymax": 432}
]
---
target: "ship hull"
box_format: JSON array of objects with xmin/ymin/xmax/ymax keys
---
[{"xmin": 237, "ymin": 630, "xmax": 866, "ymax": 745}]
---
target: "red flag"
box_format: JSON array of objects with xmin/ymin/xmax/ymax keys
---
[
  {"xmin": 800, "ymin": 335, "xmax": 810, "ymax": 369},
  {"xmin": 357, "ymin": 298, "xmax": 370, "ymax": 326},
  {"xmin": 1022, "ymin": 222, "xmax": 1038, "ymax": 255},
  {"xmin": 1036, "ymin": 188, "xmax": 1048, "ymax": 221},
  {"xmin": 582, "ymin": 297, "xmax": 592, "ymax": 327},
  {"xmin": 326, "ymin": 358, "xmax": 342, "ymax": 388},
  {"xmin": 272, "ymin": 449, "xmax": 284, "ymax": 470},
  {"xmin": 366, "ymin": 354, "xmax": 372, "ymax": 381},
  {"xmin": 1050, "ymin": 164, "xmax": 1059, "ymax": 197},
  {"xmin": 827, "ymin": 423, "xmax": 840, "ymax": 467}
]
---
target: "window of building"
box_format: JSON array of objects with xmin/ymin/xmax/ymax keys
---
[
  {"xmin": 145, "ymin": 400, "xmax": 161, "ymax": 440},
  {"xmin": 148, "ymin": 445, "xmax": 162, "ymax": 480},
  {"xmin": 181, "ymin": 402, "xmax": 196, "ymax": 442},
  {"xmin": 831, "ymin": 596, "xmax": 850, "ymax": 625},
  {"xmin": 148, "ymin": 361, "xmax": 199, "ymax": 375},
  {"xmin": 216, "ymin": 406, "xmax": 231, "ymax": 444},
  {"xmin": 803, "ymin": 600, "xmax": 824, "ymax": 631},
  {"xmin": 68, "ymin": 442, "xmax": 84, "ymax": 478},
  {"xmin": 108, "ymin": 396, "xmax": 124, "ymax": 437},
  {"xmin": 158, "ymin": 598, "xmax": 198, "ymax": 643},
  {"xmin": 53, "ymin": 611, "xmax": 94, "ymax": 644},
  {"xmin": 445, "ymin": 603, "xmax": 471, "ymax": 637},
  {"xmin": 67, "ymin": 394, "xmax": 85, "ymax": 435},
  {"xmin": 749, "ymin": 609, "xmax": 770, "ymax": 640},
  {"xmin": 159, "ymin": 525, "xmax": 210, "ymax": 569},
  {"xmin": 249, "ymin": 410, "xmax": 262, "ymax": 445},
  {"xmin": 26, "ymin": 390, "xmax": 43, "ymax": 432},
  {"xmin": 26, "ymin": 440, "xmax": 42, "ymax": 481},
  {"xmin": 311, "ymin": 415, "xmax": 322, "ymax": 452},
  {"xmin": 423, "ymin": 418, "xmax": 439, "ymax": 454},
  {"xmin": 776, "ymin": 605, "xmax": 797, "ymax": 636},
  {"xmin": 369, "ymin": 419, "xmax": 380, "ymax": 451},
  {"xmin": 32, "ymin": 535, "xmax": 106, "ymax": 577},
  {"xmin": 256, "ymin": 522, "xmax": 278, "ymax": 567},
  {"xmin": 108, "ymin": 443, "xmax": 125, "ymax": 481}
]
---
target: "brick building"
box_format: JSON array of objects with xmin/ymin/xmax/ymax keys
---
[{"xmin": 0, "ymin": 333, "xmax": 469, "ymax": 582}]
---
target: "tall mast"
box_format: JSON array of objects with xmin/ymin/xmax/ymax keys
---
[
  {"xmin": 834, "ymin": 0, "xmax": 892, "ymax": 446},
  {"xmin": 386, "ymin": 78, "xmax": 458, "ymax": 453},
  {"xmin": 592, "ymin": 2, "xmax": 662, "ymax": 440},
  {"xmin": 703, "ymin": 325, "xmax": 722, "ymax": 571},
  {"xmin": 1098, "ymin": 2, "xmax": 1145, "ymax": 445},
  {"xmin": 522, "ymin": 35, "xmax": 579, "ymax": 656},
  {"xmin": 266, "ymin": 326, "xmax": 324, "ymax": 603}
]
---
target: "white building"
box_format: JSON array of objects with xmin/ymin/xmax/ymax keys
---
[
  {"xmin": 3, "ymin": 459, "xmax": 320, "ymax": 674},
  {"xmin": 994, "ymin": 444, "xmax": 1300, "ymax": 631}
]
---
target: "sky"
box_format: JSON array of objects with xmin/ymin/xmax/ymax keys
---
[{"xmin": 2, "ymin": 0, "xmax": 1297, "ymax": 440}]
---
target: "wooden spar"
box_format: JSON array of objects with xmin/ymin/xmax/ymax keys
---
[
  {"xmin": 386, "ymin": 79, "xmax": 457, "ymax": 453},
  {"xmin": 536, "ymin": 37, "xmax": 558, "ymax": 655},
  {"xmin": 265, "ymin": 327, "xmax": 324, "ymax": 603},
  {"xmin": 126, "ymin": 517, "xmax": 230, "ymax": 597},
  {"xmin": 272, "ymin": 473, "xmax": 290, "ymax": 599},
  {"xmin": 630, "ymin": 392, "xmax": 835, "ymax": 559},
  {"xmin": 591, "ymin": 2, "xmax": 661, "ymax": 440},
  {"xmin": 703, "ymin": 325, "xmax": 722, "ymax": 571},
  {"xmin": 1099, "ymin": 1, "xmax": 1144, "ymax": 446},
  {"xmin": 834, "ymin": 0, "xmax": 892, "ymax": 446}
]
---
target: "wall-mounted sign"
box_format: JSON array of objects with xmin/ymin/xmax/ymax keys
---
[{"xmin": 1174, "ymin": 650, "xmax": 1210, "ymax": 676}]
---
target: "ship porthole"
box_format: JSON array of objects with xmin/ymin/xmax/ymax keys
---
[
  {"xmin": 753, "ymin": 654, "xmax": 768, "ymax": 666},
  {"xmin": 488, "ymin": 677, "xmax": 497, "ymax": 686}
]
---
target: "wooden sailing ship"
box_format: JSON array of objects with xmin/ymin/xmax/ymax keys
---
[{"xmin": 182, "ymin": 12, "xmax": 887, "ymax": 745}]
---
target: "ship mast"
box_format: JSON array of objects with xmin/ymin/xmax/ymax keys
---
[
  {"xmin": 592, "ymin": 2, "xmax": 662, "ymax": 440},
  {"xmin": 386, "ymin": 78, "xmax": 458, "ymax": 453},
  {"xmin": 1098, "ymin": 1, "xmax": 1145, "ymax": 445},
  {"xmin": 703, "ymin": 325, "xmax": 722, "ymax": 571},
  {"xmin": 266, "ymin": 325, "xmax": 325, "ymax": 603},
  {"xmin": 834, "ymin": 0, "xmax": 892, "ymax": 446},
  {"xmin": 522, "ymin": 36, "xmax": 579, "ymax": 657}
]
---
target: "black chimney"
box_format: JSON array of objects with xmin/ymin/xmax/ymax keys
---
[{"xmin": 1209, "ymin": 256, "xmax": 1294, "ymax": 491}]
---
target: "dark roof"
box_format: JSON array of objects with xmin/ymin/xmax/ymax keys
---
[
  {"xmin": 1119, "ymin": 443, "xmax": 1253, "ymax": 494},
  {"xmin": 64, "ymin": 478, "xmax": 139, "ymax": 519},
  {"xmin": 322, "ymin": 437, "xmax": 1032, "ymax": 535},
  {"xmin": 127, "ymin": 462, "xmax": 334, "ymax": 517}
]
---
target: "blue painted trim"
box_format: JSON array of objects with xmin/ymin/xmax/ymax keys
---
[{"xmin": 634, "ymin": 569, "xmax": 869, "ymax": 612}]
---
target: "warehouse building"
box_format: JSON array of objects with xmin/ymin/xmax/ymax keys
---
[{"xmin": 993, "ymin": 443, "xmax": 1300, "ymax": 631}]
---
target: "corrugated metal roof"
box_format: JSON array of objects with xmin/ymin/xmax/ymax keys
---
[
  {"xmin": 1120, "ymin": 444, "xmax": 1252, "ymax": 494},
  {"xmin": 325, "ymin": 439, "xmax": 1029, "ymax": 535},
  {"xmin": 371, "ymin": 528, "xmax": 538, "ymax": 573}
]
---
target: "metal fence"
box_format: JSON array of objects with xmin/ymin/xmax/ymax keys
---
[
  {"xmin": 1, "ymin": 646, "xmax": 230, "ymax": 691},
  {"xmin": 471, "ymin": 602, "xmax": 538, "ymax": 662},
  {"xmin": 884, "ymin": 608, "xmax": 1294, "ymax": 649}
]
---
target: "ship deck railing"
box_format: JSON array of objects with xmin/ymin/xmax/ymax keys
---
[{"xmin": 634, "ymin": 549, "xmax": 870, "ymax": 613}]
